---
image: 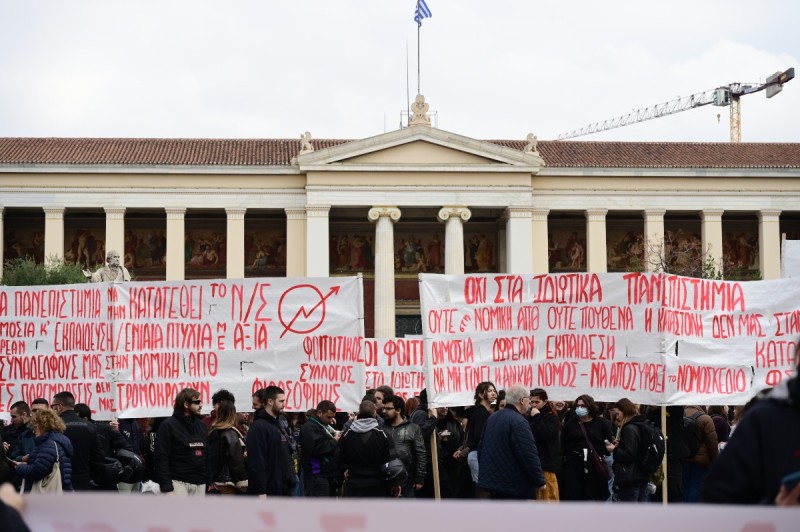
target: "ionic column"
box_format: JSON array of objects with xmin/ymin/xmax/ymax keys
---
[
  {"xmin": 758, "ymin": 209, "xmax": 782, "ymax": 280},
  {"xmin": 532, "ymin": 208, "xmax": 550, "ymax": 274},
  {"xmin": 226, "ymin": 208, "xmax": 246, "ymax": 279},
  {"xmin": 285, "ymin": 208, "xmax": 306, "ymax": 277},
  {"xmin": 701, "ymin": 209, "xmax": 724, "ymax": 275},
  {"xmin": 306, "ymin": 205, "xmax": 330, "ymax": 277},
  {"xmin": 504, "ymin": 207, "xmax": 533, "ymax": 274},
  {"xmin": 165, "ymin": 207, "xmax": 186, "ymax": 281},
  {"xmin": 643, "ymin": 209, "xmax": 666, "ymax": 272},
  {"xmin": 104, "ymin": 207, "xmax": 126, "ymax": 262},
  {"xmin": 438, "ymin": 206, "xmax": 471, "ymax": 275},
  {"xmin": 585, "ymin": 208, "xmax": 608, "ymax": 273},
  {"xmin": 0, "ymin": 207, "xmax": 4, "ymax": 279},
  {"xmin": 43, "ymin": 206, "xmax": 65, "ymax": 263},
  {"xmin": 368, "ymin": 207, "xmax": 401, "ymax": 338}
]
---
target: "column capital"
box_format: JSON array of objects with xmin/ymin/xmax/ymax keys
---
[
  {"xmin": 438, "ymin": 206, "xmax": 471, "ymax": 223},
  {"xmin": 503, "ymin": 207, "xmax": 533, "ymax": 220},
  {"xmin": 225, "ymin": 208, "xmax": 247, "ymax": 221},
  {"xmin": 43, "ymin": 206, "xmax": 65, "ymax": 219},
  {"xmin": 701, "ymin": 209, "xmax": 724, "ymax": 222},
  {"xmin": 165, "ymin": 207, "xmax": 186, "ymax": 220},
  {"xmin": 585, "ymin": 208, "xmax": 607, "ymax": 222},
  {"xmin": 104, "ymin": 207, "xmax": 126, "ymax": 220},
  {"xmin": 531, "ymin": 208, "xmax": 550, "ymax": 222},
  {"xmin": 642, "ymin": 209, "xmax": 666, "ymax": 219},
  {"xmin": 368, "ymin": 206, "xmax": 401, "ymax": 223},
  {"xmin": 285, "ymin": 208, "xmax": 306, "ymax": 220},
  {"xmin": 306, "ymin": 205, "xmax": 331, "ymax": 218},
  {"xmin": 758, "ymin": 209, "xmax": 782, "ymax": 223}
]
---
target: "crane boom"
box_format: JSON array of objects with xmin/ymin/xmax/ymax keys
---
[{"xmin": 557, "ymin": 68, "xmax": 794, "ymax": 141}]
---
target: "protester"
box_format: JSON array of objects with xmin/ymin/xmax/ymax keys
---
[
  {"xmin": 701, "ymin": 365, "xmax": 800, "ymax": 506},
  {"xmin": 299, "ymin": 400, "xmax": 341, "ymax": 497},
  {"xmin": 2, "ymin": 402, "xmax": 30, "ymax": 455},
  {"xmin": 203, "ymin": 389, "xmax": 237, "ymax": 432},
  {"xmin": 374, "ymin": 386, "xmax": 394, "ymax": 411},
  {"xmin": 208, "ymin": 400, "xmax": 248, "ymax": 494},
  {"xmin": 477, "ymin": 384, "xmax": 545, "ymax": 500},
  {"xmin": 529, "ymin": 388, "xmax": 560, "ymax": 502},
  {"xmin": 74, "ymin": 403, "xmax": 134, "ymax": 491},
  {"xmin": 605, "ymin": 398, "xmax": 649, "ymax": 502},
  {"xmin": 682, "ymin": 405, "xmax": 718, "ymax": 502},
  {"xmin": 12, "ymin": 408, "xmax": 74, "ymax": 492},
  {"xmin": 454, "ymin": 381, "xmax": 497, "ymax": 488},
  {"xmin": 382, "ymin": 395, "xmax": 426, "ymax": 497},
  {"xmin": 433, "ymin": 406, "xmax": 464, "ymax": 498},
  {"xmin": 247, "ymin": 386, "xmax": 294, "ymax": 497},
  {"xmin": 339, "ymin": 400, "xmax": 396, "ymax": 497},
  {"xmin": 707, "ymin": 405, "xmax": 731, "ymax": 449},
  {"xmin": 560, "ymin": 394, "xmax": 614, "ymax": 501},
  {"xmin": 51, "ymin": 391, "xmax": 105, "ymax": 491},
  {"xmin": 154, "ymin": 388, "xmax": 209, "ymax": 496}
]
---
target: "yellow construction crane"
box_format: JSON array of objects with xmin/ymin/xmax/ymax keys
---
[{"xmin": 558, "ymin": 68, "xmax": 795, "ymax": 142}]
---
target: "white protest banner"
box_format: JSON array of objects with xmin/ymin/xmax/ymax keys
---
[
  {"xmin": 363, "ymin": 336, "xmax": 425, "ymax": 399},
  {"xmin": 419, "ymin": 272, "xmax": 800, "ymax": 406},
  {"xmin": 0, "ymin": 277, "xmax": 364, "ymax": 418},
  {"xmin": 24, "ymin": 492, "xmax": 800, "ymax": 532}
]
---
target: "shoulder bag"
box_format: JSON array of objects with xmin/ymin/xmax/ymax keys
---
[
  {"xmin": 578, "ymin": 421, "xmax": 612, "ymax": 482},
  {"xmin": 23, "ymin": 441, "xmax": 63, "ymax": 494}
]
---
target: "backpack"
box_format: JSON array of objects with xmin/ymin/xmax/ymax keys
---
[
  {"xmin": 682, "ymin": 411, "xmax": 704, "ymax": 457},
  {"xmin": 636, "ymin": 420, "xmax": 666, "ymax": 475}
]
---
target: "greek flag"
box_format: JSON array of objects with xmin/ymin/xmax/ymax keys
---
[{"xmin": 414, "ymin": 0, "xmax": 432, "ymax": 27}]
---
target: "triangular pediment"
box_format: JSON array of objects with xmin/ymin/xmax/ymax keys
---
[{"xmin": 297, "ymin": 125, "xmax": 543, "ymax": 172}]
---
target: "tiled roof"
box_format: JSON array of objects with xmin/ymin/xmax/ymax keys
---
[
  {"xmin": 1, "ymin": 137, "xmax": 800, "ymax": 169},
  {"xmin": 491, "ymin": 140, "xmax": 800, "ymax": 168}
]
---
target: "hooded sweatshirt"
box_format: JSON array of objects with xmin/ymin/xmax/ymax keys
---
[{"xmin": 339, "ymin": 418, "xmax": 394, "ymax": 488}]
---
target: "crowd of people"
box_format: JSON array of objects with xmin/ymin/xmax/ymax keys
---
[{"xmin": 1, "ymin": 369, "xmax": 799, "ymax": 520}]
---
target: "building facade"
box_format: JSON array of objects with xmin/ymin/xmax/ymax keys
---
[{"xmin": 2, "ymin": 125, "xmax": 800, "ymax": 337}]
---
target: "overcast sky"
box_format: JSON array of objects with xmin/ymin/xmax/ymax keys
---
[{"xmin": 1, "ymin": 0, "xmax": 797, "ymax": 143}]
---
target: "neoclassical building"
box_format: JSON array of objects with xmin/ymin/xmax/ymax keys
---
[{"xmin": 2, "ymin": 120, "xmax": 799, "ymax": 337}]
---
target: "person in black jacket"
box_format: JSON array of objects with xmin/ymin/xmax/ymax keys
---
[
  {"xmin": 247, "ymin": 386, "xmax": 293, "ymax": 497},
  {"xmin": 605, "ymin": 398, "xmax": 649, "ymax": 502},
  {"xmin": 52, "ymin": 391, "xmax": 105, "ymax": 491},
  {"xmin": 453, "ymin": 381, "xmax": 497, "ymax": 491},
  {"xmin": 154, "ymin": 388, "xmax": 209, "ymax": 496},
  {"xmin": 74, "ymin": 403, "xmax": 134, "ymax": 491},
  {"xmin": 208, "ymin": 400, "xmax": 248, "ymax": 494},
  {"xmin": 560, "ymin": 394, "xmax": 614, "ymax": 501},
  {"xmin": 701, "ymin": 371, "xmax": 800, "ymax": 506},
  {"xmin": 339, "ymin": 400, "xmax": 396, "ymax": 497},
  {"xmin": 383, "ymin": 395, "xmax": 426, "ymax": 497},
  {"xmin": 299, "ymin": 400, "xmax": 340, "ymax": 497},
  {"xmin": 530, "ymin": 388, "xmax": 560, "ymax": 501}
]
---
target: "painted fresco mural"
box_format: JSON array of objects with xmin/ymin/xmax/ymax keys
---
[
  {"xmin": 64, "ymin": 217, "xmax": 105, "ymax": 269},
  {"xmin": 245, "ymin": 223, "xmax": 286, "ymax": 277},
  {"xmin": 184, "ymin": 218, "xmax": 226, "ymax": 279},
  {"xmin": 606, "ymin": 223, "xmax": 645, "ymax": 272},
  {"xmin": 3, "ymin": 226, "xmax": 45, "ymax": 264},
  {"xmin": 547, "ymin": 219, "xmax": 586, "ymax": 272},
  {"xmin": 124, "ymin": 221, "xmax": 167, "ymax": 279}
]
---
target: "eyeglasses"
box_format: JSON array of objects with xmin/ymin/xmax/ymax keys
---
[{"xmin": 189, "ymin": 400, "xmax": 202, "ymax": 405}]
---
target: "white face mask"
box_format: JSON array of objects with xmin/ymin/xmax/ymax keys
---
[{"xmin": 575, "ymin": 406, "xmax": 589, "ymax": 418}]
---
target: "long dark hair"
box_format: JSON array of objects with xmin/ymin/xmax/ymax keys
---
[{"xmin": 474, "ymin": 381, "xmax": 496, "ymax": 406}]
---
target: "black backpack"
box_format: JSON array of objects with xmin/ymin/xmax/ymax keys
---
[
  {"xmin": 636, "ymin": 420, "xmax": 666, "ymax": 475},
  {"xmin": 682, "ymin": 411, "xmax": 704, "ymax": 457}
]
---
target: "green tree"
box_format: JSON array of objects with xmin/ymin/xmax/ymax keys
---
[{"xmin": 1, "ymin": 256, "xmax": 88, "ymax": 286}]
